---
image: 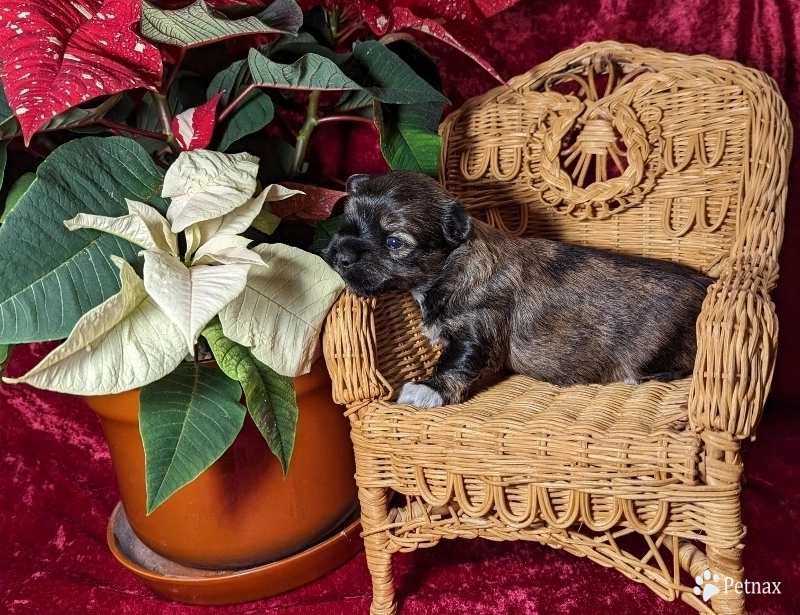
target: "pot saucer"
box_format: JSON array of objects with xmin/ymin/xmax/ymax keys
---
[{"xmin": 106, "ymin": 502, "xmax": 363, "ymax": 605}]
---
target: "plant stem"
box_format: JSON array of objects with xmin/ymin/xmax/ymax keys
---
[
  {"xmin": 98, "ymin": 119, "xmax": 168, "ymax": 140},
  {"xmin": 153, "ymin": 92, "xmax": 181, "ymax": 155},
  {"xmin": 161, "ymin": 48, "xmax": 187, "ymax": 95},
  {"xmin": 328, "ymin": 7, "xmax": 339, "ymax": 39},
  {"xmin": 316, "ymin": 114, "xmax": 374, "ymax": 126},
  {"xmin": 291, "ymin": 90, "xmax": 321, "ymax": 177},
  {"xmin": 335, "ymin": 18, "xmax": 363, "ymax": 46},
  {"xmin": 218, "ymin": 84, "xmax": 256, "ymax": 123}
]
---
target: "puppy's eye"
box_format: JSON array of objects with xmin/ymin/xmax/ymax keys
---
[{"xmin": 385, "ymin": 236, "xmax": 404, "ymax": 250}]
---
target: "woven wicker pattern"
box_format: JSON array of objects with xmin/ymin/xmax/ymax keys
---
[
  {"xmin": 323, "ymin": 41, "xmax": 791, "ymax": 615},
  {"xmin": 359, "ymin": 377, "xmax": 699, "ymax": 488}
]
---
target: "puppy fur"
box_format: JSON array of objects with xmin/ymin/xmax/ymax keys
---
[{"xmin": 322, "ymin": 171, "xmax": 712, "ymax": 408}]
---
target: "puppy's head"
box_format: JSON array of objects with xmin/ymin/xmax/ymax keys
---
[{"xmin": 322, "ymin": 171, "xmax": 472, "ymax": 297}]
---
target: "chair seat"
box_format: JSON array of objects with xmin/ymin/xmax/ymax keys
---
[{"xmin": 359, "ymin": 375, "xmax": 700, "ymax": 494}]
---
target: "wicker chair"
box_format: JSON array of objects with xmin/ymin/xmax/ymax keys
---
[{"xmin": 323, "ymin": 41, "xmax": 791, "ymax": 615}]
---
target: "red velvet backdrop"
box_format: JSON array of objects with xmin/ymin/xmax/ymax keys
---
[{"xmin": 2, "ymin": 1, "xmax": 800, "ymax": 614}]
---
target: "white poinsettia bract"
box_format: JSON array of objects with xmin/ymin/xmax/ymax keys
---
[{"xmin": 4, "ymin": 149, "xmax": 343, "ymax": 395}]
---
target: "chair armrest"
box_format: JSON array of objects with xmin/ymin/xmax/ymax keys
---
[
  {"xmin": 323, "ymin": 291, "xmax": 392, "ymax": 408},
  {"xmin": 689, "ymin": 257, "xmax": 780, "ymax": 440}
]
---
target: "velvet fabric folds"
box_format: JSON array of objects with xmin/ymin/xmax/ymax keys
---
[{"xmin": 2, "ymin": 0, "xmax": 800, "ymax": 613}]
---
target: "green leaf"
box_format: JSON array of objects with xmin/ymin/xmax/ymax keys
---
[
  {"xmin": 219, "ymin": 91, "xmax": 275, "ymax": 152},
  {"xmin": 265, "ymin": 31, "xmax": 319, "ymax": 54},
  {"xmin": 105, "ymin": 93, "xmax": 137, "ymax": 124},
  {"xmin": 259, "ymin": 138, "xmax": 296, "ymax": 184},
  {"xmin": 136, "ymin": 93, "xmax": 164, "ymax": 133},
  {"xmin": 68, "ymin": 92, "xmax": 137, "ymax": 134},
  {"xmin": 374, "ymin": 102, "xmax": 444, "ymax": 177},
  {"xmin": 0, "ymin": 343, "xmax": 11, "ymax": 375},
  {"xmin": 301, "ymin": 5, "xmax": 332, "ymax": 46},
  {"xmin": 384, "ymin": 38, "xmax": 443, "ymax": 93},
  {"xmin": 67, "ymin": 94, "xmax": 135, "ymax": 135},
  {"xmin": 0, "ymin": 140, "xmax": 6, "ymax": 191},
  {"xmin": 342, "ymin": 41, "xmax": 449, "ymax": 105},
  {"xmin": 0, "ymin": 82, "xmax": 14, "ymax": 139},
  {"xmin": 208, "ymin": 59, "xmax": 250, "ymax": 106},
  {"xmin": 252, "ymin": 358, "xmax": 297, "ymax": 475},
  {"xmin": 202, "ymin": 320, "xmax": 298, "ymax": 474},
  {"xmin": 140, "ymin": 362, "xmax": 246, "ymax": 514},
  {"xmin": 267, "ymin": 40, "xmax": 348, "ymax": 66},
  {"xmin": 141, "ymin": 0, "xmax": 300, "ymax": 48},
  {"xmin": 334, "ymin": 89, "xmax": 374, "ymax": 112},
  {"xmin": 208, "ymin": 61, "xmax": 275, "ymax": 151},
  {"xmin": 169, "ymin": 72, "xmax": 210, "ymax": 113},
  {"xmin": 0, "ymin": 94, "xmax": 122, "ymax": 140},
  {"xmin": 257, "ymin": 0, "xmax": 304, "ymax": 34},
  {"xmin": 134, "ymin": 136, "xmax": 170, "ymax": 155},
  {"xmin": 40, "ymin": 95, "xmax": 122, "ymax": 131},
  {"xmin": 248, "ymin": 49, "xmax": 362, "ymax": 91},
  {"xmin": 310, "ymin": 215, "xmax": 345, "ymax": 253},
  {"xmin": 67, "ymin": 125, "xmax": 110, "ymax": 136},
  {"xmin": 0, "ymin": 137, "xmax": 165, "ymax": 345},
  {"xmin": 1, "ymin": 173, "xmax": 36, "ymax": 225},
  {"xmin": 370, "ymin": 38, "xmax": 446, "ymax": 175}
]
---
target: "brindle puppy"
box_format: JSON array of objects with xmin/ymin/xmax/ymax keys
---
[{"xmin": 322, "ymin": 171, "xmax": 712, "ymax": 408}]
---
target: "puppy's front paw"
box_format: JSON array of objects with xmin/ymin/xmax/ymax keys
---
[{"xmin": 397, "ymin": 383, "xmax": 444, "ymax": 408}]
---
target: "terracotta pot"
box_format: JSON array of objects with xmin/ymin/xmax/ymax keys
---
[{"xmin": 85, "ymin": 359, "xmax": 358, "ymax": 570}]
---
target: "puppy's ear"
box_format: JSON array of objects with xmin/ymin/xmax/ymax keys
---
[
  {"xmin": 346, "ymin": 174, "xmax": 372, "ymax": 194},
  {"xmin": 443, "ymin": 199, "xmax": 472, "ymax": 246}
]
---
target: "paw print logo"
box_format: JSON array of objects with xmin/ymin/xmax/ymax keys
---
[{"xmin": 694, "ymin": 569, "xmax": 721, "ymax": 601}]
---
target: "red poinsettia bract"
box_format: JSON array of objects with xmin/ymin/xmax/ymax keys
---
[
  {"xmin": 271, "ymin": 182, "xmax": 346, "ymax": 221},
  {"xmin": 320, "ymin": 0, "xmax": 522, "ymax": 81},
  {"xmin": 172, "ymin": 93, "xmax": 223, "ymax": 151},
  {"xmin": 0, "ymin": 0, "xmax": 163, "ymax": 143}
]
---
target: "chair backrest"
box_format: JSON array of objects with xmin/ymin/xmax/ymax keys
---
[{"xmin": 439, "ymin": 41, "xmax": 791, "ymax": 278}]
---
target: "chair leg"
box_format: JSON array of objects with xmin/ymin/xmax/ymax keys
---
[
  {"xmin": 701, "ymin": 432, "xmax": 746, "ymax": 614},
  {"xmin": 707, "ymin": 544, "xmax": 745, "ymax": 615},
  {"xmin": 359, "ymin": 486, "xmax": 397, "ymax": 615}
]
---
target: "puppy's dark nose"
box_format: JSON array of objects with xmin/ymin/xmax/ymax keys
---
[{"xmin": 335, "ymin": 248, "xmax": 359, "ymax": 269}]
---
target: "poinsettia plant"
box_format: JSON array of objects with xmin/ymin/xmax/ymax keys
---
[{"xmin": 0, "ymin": 0, "xmax": 514, "ymax": 513}]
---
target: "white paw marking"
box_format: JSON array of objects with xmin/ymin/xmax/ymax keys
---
[
  {"xmin": 693, "ymin": 569, "xmax": 721, "ymax": 601},
  {"xmin": 397, "ymin": 383, "xmax": 444, "ymax": 408},
  {"xmin": 623, "ymin": 377, "xmax": 638, "ymax": 385}
]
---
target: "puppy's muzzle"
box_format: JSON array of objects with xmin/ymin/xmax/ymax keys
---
[
  {"xmin": 323, "ymin": 242, "xmax": 362, "ymax": 273},
  {"xmin": 333, "ymin": 247, "xmax": 358, "ymax": 270}
]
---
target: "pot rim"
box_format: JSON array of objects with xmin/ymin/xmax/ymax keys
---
[{"xmin": 106, "ymin": 502, "xmax": 362, "ymax": 583}]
